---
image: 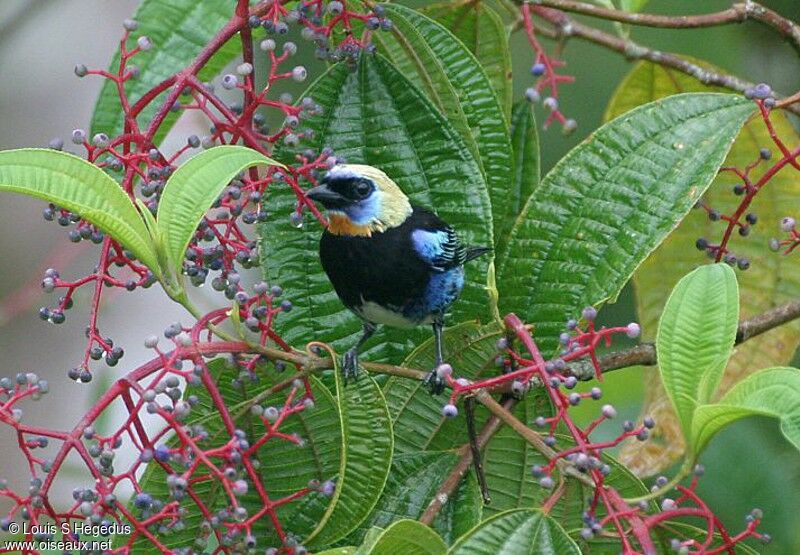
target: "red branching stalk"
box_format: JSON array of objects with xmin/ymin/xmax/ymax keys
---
[
  {"xmin": 38, "ymin": 0, "xmax": 392, "ymax": 381},
  {"xmin": 695, "ymin": 92, "xmax": 800, "ymax": 267},
  {"xmin": 1, "ymin": 1, "xmax": 385, "ymax": 553},
  {"xmin": 441, "ymin": 312, "xmax": 767, "ymax": 553},
  {"xmin": 0, "ymin": 311, "xmax": 320, "ymax": 553},
  {"xmin": 521, "ymin": 3, "xmax": 576, "ymax": 130},
  {"xmin": 0, "ymin": 1, "xmax": 787, "ymax": 553}
]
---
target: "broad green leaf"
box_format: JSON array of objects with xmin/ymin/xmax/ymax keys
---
[
  {"xmin": 587, "ymin": 0, "xmax": 616, "ymax": 10},
  {"xmin": 621, "ymin": 0, "xmax": 650, "ymax": 12},
  {"xmin": 509, "ymin": 101, "xmax": 541, "ymax": 211},
  {"xmin": 657, "ymin": 264, "xmax": 739, "ymax": 444},
  {"xmin": 340, "ymin": 451, "xmax": 481, "ymax": 546},
  {"xmin": 497, "ymin": 93, "xmax": 753, "ymax": 355},
  {"xmin": 608, "ymin": 61, "xmax": 800, "ymax": 475},
  {"xmin": 498, "ymin": 101, "xmax": 540, "ymax": 260},
  {"xmin": 366, "ymin": 519, "xmax": 447, "ymax": 555},
  {"xmin": 692, "ymin": 367, "xmax": 800, "ymax": 455},
  {"xmin": 157, "ymin": 145, "xmax": 281, "ymax": 280},
  {"xmin": 128, "ymin": 363, "xmax": 341, "ymax": 552},
  {"xmin": 448, "ymin": 509, "xmax": 581, "ymax": 555},
  {"xmin": 0, "ymin": 148, "xmax": 158, "ymax": 272},
  {"xmin": 483, "ymin": 427, "xmax": 652, "ymax": 527},
  {"xmin": 354, "ymin": 527, "xmax": 384, "ymax": 555},
  {"xmin": 306, "ymin": 360, "xmax": 393, "ymax": 548},
  {"xmin": 259, "ymin": 55, "xmax": 493, "ymax": 363},
  {"xmin": 385, "ymin": 322, "xmax": 503, "ymax": 454},
  {"xmin": 90, "ymin": 0, "xmax": 241, "ymax": 145},
  {"xmin": 376, "ymin": 4, "xmax": 513, "ymax": 245},
  {"xmin": 317, "ymin": 549, "xmax": 356, "ymax": 555},
  {"xmin": 432, "ymin": 469, "xmax": 483, "ymax": 545},
  {"xmin": 419, "ymin": 1, "xmax": 513, "ymax": 119},
  {"xmin": 384, "ymin": 323, "xmax": 649, "ymax": 529}
]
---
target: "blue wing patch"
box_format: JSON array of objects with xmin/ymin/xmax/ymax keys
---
[{"xmin": 411, "ymin": 227, "xmax": 466, "ymax": 271}]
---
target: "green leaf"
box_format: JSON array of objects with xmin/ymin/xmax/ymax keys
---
[
  {"xmin": 607, "ymin": 61, "xmax": 800, "ymax": 475},
  {"xmin": 305, "ymin": 361, "xmax": 394, "ymax": 548},
  {"xmin": 620, "ymin": 0, "xmax": 650, "ymax": 12},
  {"xmin": 432, "ymin": 470, "xmax": 483, "ymax": 545},
  {"xmin": 692, "ymin": 367, "xmax": 800, "ymax": 455},
  {"xmin": 90, "ymin": 0, "xmax": 241, "ymax": 145},
  {"xmin": 657, "ymin": 264, "xmax": 739, "ymax": 444},
  {"xmin": 384, "ymin": 324, "xmax": 649, "ymax": 528},
  {"xmin": 496, "ymin": 93, "xmax": 753, "ymax": 355},
  {"xmin": 419, "ymin": 1, "xmax": 512, "ymax": 119},
  {"xmin": 483, "ymin": 425, "xmax": 651, "ymax": 526},
  {"xmin": 341, "ymin": 451, "xmax": 481, "ymax": 546},
  {"xmin": 259, "ymin": 55, "xmax": 493, "ymax": 362},
  {"xmin": 385, "ymin": 322, "xmax": 503, "ymax": 454},
  {"xmin": 317, "ymin": 549, "xmax": 357, "ymax": 555},
  {"xmin": 366, "ymin": 519, "xmax": 447, "ymax": 555},
  {"xmin": 157, "ymin": 145, "xmax": 282, "ymax": 280},
  {"xmin": 376, "ymin": 4, "xmax": 512, "ymax": 246},
  {"xmin": 498, "ymin": 100, "xmax": 540, "ymax": 259},
  {"xmin": 128, "ymin": 363, "xmax": 341, "ymax": 552},
  {"xmin": 509, "ymin": 101, "xmax": 541, "ymax": 210},
  {"xmin": 0, "ymin": 148, "xmax": 158, "ymax": 273},
  {"xmin": 587, "ymin": 0, "xmax": 617, "ymax": 10},
  {"xmin": 354, "ymin": 527, "xmax": 384, "ymax": 555},
  {"xmin": 448, "ymin": 509, "xmax": 581, "ymax": 555}
]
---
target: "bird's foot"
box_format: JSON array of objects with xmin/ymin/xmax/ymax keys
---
[
  {"xmin": 341, "ymin": 349, "xmax": 360, "ymax": 382},
  {"xmin": 424, "ymin": 370, "xmax": 445, "ymax": 395}
]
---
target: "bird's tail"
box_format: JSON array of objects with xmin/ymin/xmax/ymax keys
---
[{"xmin": 464, "ymin": 246, "xmax": 492, "ymax": 263}]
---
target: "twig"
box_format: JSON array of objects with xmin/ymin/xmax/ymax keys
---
[
  {"xmin": 535, "ymin": 0, "xmax": 746, "ymax": 29},
  {"xmin": 476, "ymin": 391, "xmax": 593, "ymax": 486},
  {"xmin": 418, "ymin": 399, "xmax": 511, "ymax": 525},
  {"xmin": 736, "ymin": 298, "xmax": 800, "ymax": 342},
  {"xmin": 532, "ymin": 1, "xmax": 800, "ymax": 54},
  {"xmin": 200, "ymin": 298, "xmax": 800, "ymax": 383},
  {"xmin": 531, "ymin": 6, "xmax": 800, "ymax": 116},
  {"xmin": 569, "ymin": 299, "xmax": 800, "ymax": 378}
]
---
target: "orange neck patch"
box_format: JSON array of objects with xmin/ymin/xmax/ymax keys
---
[{"xmin": 327, "ymin": 214, "xmax": 376, "ymax": 237}]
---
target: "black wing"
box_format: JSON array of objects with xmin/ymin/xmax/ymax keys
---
[{"xmin": 408, "ymin": 206, "xmax": 491, "ymax": 271}]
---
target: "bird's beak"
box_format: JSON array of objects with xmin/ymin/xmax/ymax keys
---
[{"xmin": 305, "ymin": 184, "xmax": 347, "ymax": 207}]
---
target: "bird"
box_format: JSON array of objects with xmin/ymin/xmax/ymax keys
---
[{"xmin": 305, "ymin": 164, "xmax": 490, "ymax": 393}]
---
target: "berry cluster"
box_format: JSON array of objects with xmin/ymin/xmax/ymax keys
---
[
  {"xmin": 696, "ymin": 86, "xmax": 800, "ymax": 268},
  {"xmin": 521, "ymin": 3, "xmax": 577, "ymax": 132},
  {"xmin": 1, "ymin": 1, "xmax": 789, "ymax": 553},
  {"xmin": 249, "ymin": 1, "xmax": 391, "ymax": 68},
  {"xmin": 1, "ymin": 2, "xmax": 380, "ymax": 552},
  {"xmin": 770, "ymin": 216, "xmax": 799, "ymax": 254},
  {"xmin": 42, "ymin": 0, "xmax": 389, "ymax": 380},
  {"xmin": 436, "ymin": 311, "xmax": 767, "ymax": 552},
  {"xmin": 0, "ymin": 309, "xmax": 326, "ymax": 554}
]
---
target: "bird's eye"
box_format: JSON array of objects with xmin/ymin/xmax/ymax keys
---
[{"xmin": 355, "ymin": 180, "xmax": 372, "ymax": 198}]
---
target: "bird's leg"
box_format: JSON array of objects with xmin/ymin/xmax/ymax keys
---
[
  {"xmin": 424, "ymin": 319, "xmax": 446, "ymax": 395},
  {"xmin": 342, "ymin": 321, "xmax": 377, "ymax": 382}
]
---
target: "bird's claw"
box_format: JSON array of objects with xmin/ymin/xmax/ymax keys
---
[
  {"xmin": 424, "ymin": 370, "xmax": 445, "ymax": 395},
  {"xmin": 341, "ymin": 349, "xmax": 359, "ymax": 382}
]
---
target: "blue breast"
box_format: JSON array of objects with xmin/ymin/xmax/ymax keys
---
[{"xmin": 402, "ymin": 266, "xmax": 465, "ymax": 322}]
